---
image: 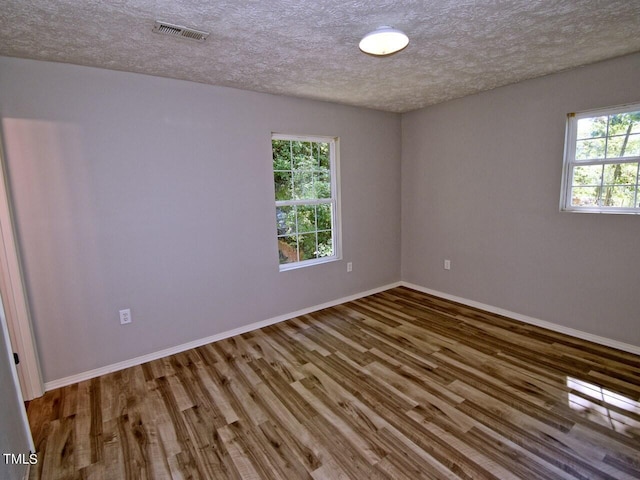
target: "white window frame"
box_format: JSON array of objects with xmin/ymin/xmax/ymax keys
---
[
  {"xmin": 272, "ymin": 133, "xmax": 341, "ymax": 271},
  {"xmin": 560, "ymin": 102, "xmax": 640, "ymax": 214}
]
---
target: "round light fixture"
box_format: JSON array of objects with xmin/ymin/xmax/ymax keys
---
[{"xmin": 359, "ymin": 26, "xmax": 409, "ymax": 56}]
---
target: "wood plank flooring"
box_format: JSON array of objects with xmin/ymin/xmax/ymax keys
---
[{"xmin": 27, "ymin": 287, "xmax": 640, "ymax": 479}]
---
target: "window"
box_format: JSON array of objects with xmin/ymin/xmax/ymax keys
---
[
  {"xmin": 561, "ymin": 103, "xmax": 640, "ymax": 213},
  {"xmin": 272, "ymin": 134, "xmax": 340, "ymax": 270}
]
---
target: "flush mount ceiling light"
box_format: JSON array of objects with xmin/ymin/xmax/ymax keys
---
[{"xmin": 359, "ymin": 26, "xmax": 409, "ymax": 56}]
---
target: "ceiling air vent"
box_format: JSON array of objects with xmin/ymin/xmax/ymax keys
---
[{"xmin": 152, "ymin": 21, "xmax": 209, "ymax": 42}]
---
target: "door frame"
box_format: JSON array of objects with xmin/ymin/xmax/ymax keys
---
[
  {"xmin": 0, "ymin": 291, "xmax": 35, "ymax": 452},
  {"xmin": 0, "ymin": 134, "xmax": 43, "ymax": 401}
]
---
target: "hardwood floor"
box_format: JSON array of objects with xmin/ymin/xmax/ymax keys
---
[{"xmin": 27, "ymin": 287, "xmax": 640, "ymax": 479}]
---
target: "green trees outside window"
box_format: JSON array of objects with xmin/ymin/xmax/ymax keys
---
[
  {"xmin": 563, "ymin": 104, "xmax": 640, "ymax": 213},
  {"xmin": 272, "ymin": 137, "xmax": 338, "ymax": 267}
]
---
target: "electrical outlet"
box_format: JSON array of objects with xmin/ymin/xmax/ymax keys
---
[
  {"xmin": 119, "ymin": 308, "xmax": 132, "ymax": 325},
  {"xmin": 444, "ymin": 259, "xmax": 451, "ymax": 270},
  {"xmin": 347, "ymin": 262, "xmax": 353, "ymax": 272}
]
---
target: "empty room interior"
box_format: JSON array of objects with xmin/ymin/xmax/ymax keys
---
[{"xmin": 1, "ymin": 1, "xmax": 640, "ymax": 479}]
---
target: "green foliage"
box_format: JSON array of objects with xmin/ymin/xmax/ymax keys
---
[
  {"xmin": 572, "ymin": 162, "xmax": 639, "ymax": 208},
  {"xmin": 273, "ymin": 140, "xmax": 332, "ymax": 201},
  {"xmin": 273, "ymin": 139, "xmax": 334, "ymax": 263}
]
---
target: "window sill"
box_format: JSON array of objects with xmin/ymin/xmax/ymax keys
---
[
  {"xmin": 279, "ymin": 255, "xmax": 342, "ymax": 272},
  {"xmin": 561, "ymin": 207, "xmax": 640, "ymax": 215}
]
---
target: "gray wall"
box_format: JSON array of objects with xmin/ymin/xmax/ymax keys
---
[
  {"xmin": 0, "ymin": 300, "xmax": 30, "ymax": 480},
  {"xmin": 0, "ymin": 57, "xmax": 401, "ymax": 383},
  {"xmin": 402, "ymin": 53, "xmax": 640, "ymax": 346},
  {"xmin": 1, "ymin": 51, "xmax": 638, "ymax": 386}
]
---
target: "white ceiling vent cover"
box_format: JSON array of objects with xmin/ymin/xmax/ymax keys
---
[{"xmin": 152, "ymin": 21, "xmax": 209, "ymax": 42}]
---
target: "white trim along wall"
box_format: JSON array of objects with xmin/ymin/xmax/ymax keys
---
[
  {"xmin": 45, "ymin": 281, "xmax": 640, "ymax": 392},
  {"xmin": 401, "ymin": 282, "xmax": 640, "ymax": 356},
  {"xmin": 0, "ymin": 137, "xmax": 43, "ymax": 400},
  {"xmin": 44, "ymin": 282, "xmax": 402, "ymax": 390}
]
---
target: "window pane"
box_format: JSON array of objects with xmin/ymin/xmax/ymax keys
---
[
  {"xmin": 293, "ymin": 171, "xmax": 315, "ymax": 199},
  {"xmin": 297, "ymin": 205, "xmax": 316, "ymax": 233},
  {"xmin": 601, "ymin": 185, "xmax": 637, "ymax": 208},
  {"xmin": 316, "ymin": 171, "xmax": 332, "ymax": 199},
  {"xmin": 278, "ymin": 236, "xmax": 298, "ymax": 264},
  {"xmin": 603, "ymin": 163, "xmax": 638, "ymax": 185},
  {"xmin": 605, "ymin": 135, "xmax": 640, "ymax": 158},
  {"xmin": 606, "ymin": 136, "xmax": 622, "ymax": 158},
  {"xmin": 575, "ymin": 138, "xmax": 605, "ymax": 160},
  {"xmin": 310, "ymin": 142, "xmax": 320, "ymax": 170},
  {"xmin": 272, "ymin": 140, "xmax": 291, "ymax": 170},
  {"xmin": 606, "ymin": 133, "xmax": 640, "ymax": 158},
  {"xmin": 572, "ymin": 165, "xmax": 602, "ymax": 186},
  {"xmin": 608, "ymin": 112, "xmax": 640, "ymax": 135},
  {"xmin": 274, "ymin": 171, "xmax": 292, "ymax": 201},
  {"xmin": 292, "ymin": 141, "xmax": 313, "ymax": 170},
  {"xmin": 317, "ymin": 231, "xmax": 333, "ymax": 257},
  {"xmin": 317, "ymin": 203, "xmax": 332, "ymax": 231},
  {"xmin": 577, "ymin": 116, "xmax": 607, "ymax": 140},
  {"xmin": 571, "ymin": 186, "xmax": 601, "ymax": 207},
  {"xmin": 276, "ymin": 206, "xmax": 296, "ymax": 236},
  {"xmin": 624, "ymin": 134, "xmax": 640, "ymax": 157},
  {"xmin": 298, "ymin": 233, "xmax": 317, "ymax": 260},
  {"xmin": 318, "ymin": 142, "xmax": 330, "ymax": 170}
]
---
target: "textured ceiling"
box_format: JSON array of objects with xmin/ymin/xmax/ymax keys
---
[{"xmin": 1, "ymin": 0, "xmax": 639, "ymax": 113}]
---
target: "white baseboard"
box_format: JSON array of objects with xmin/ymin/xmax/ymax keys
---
[
  {"xmin": 400, "ymin": 281, "xmax": 640, "ymax": 356},
  {"xmin": 44, "ymin": 279, "xmax": 638, "ymax": 391},
  {"xmin": 44, "ymin": 281, "xmax": 402, "ymax": 391}
]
